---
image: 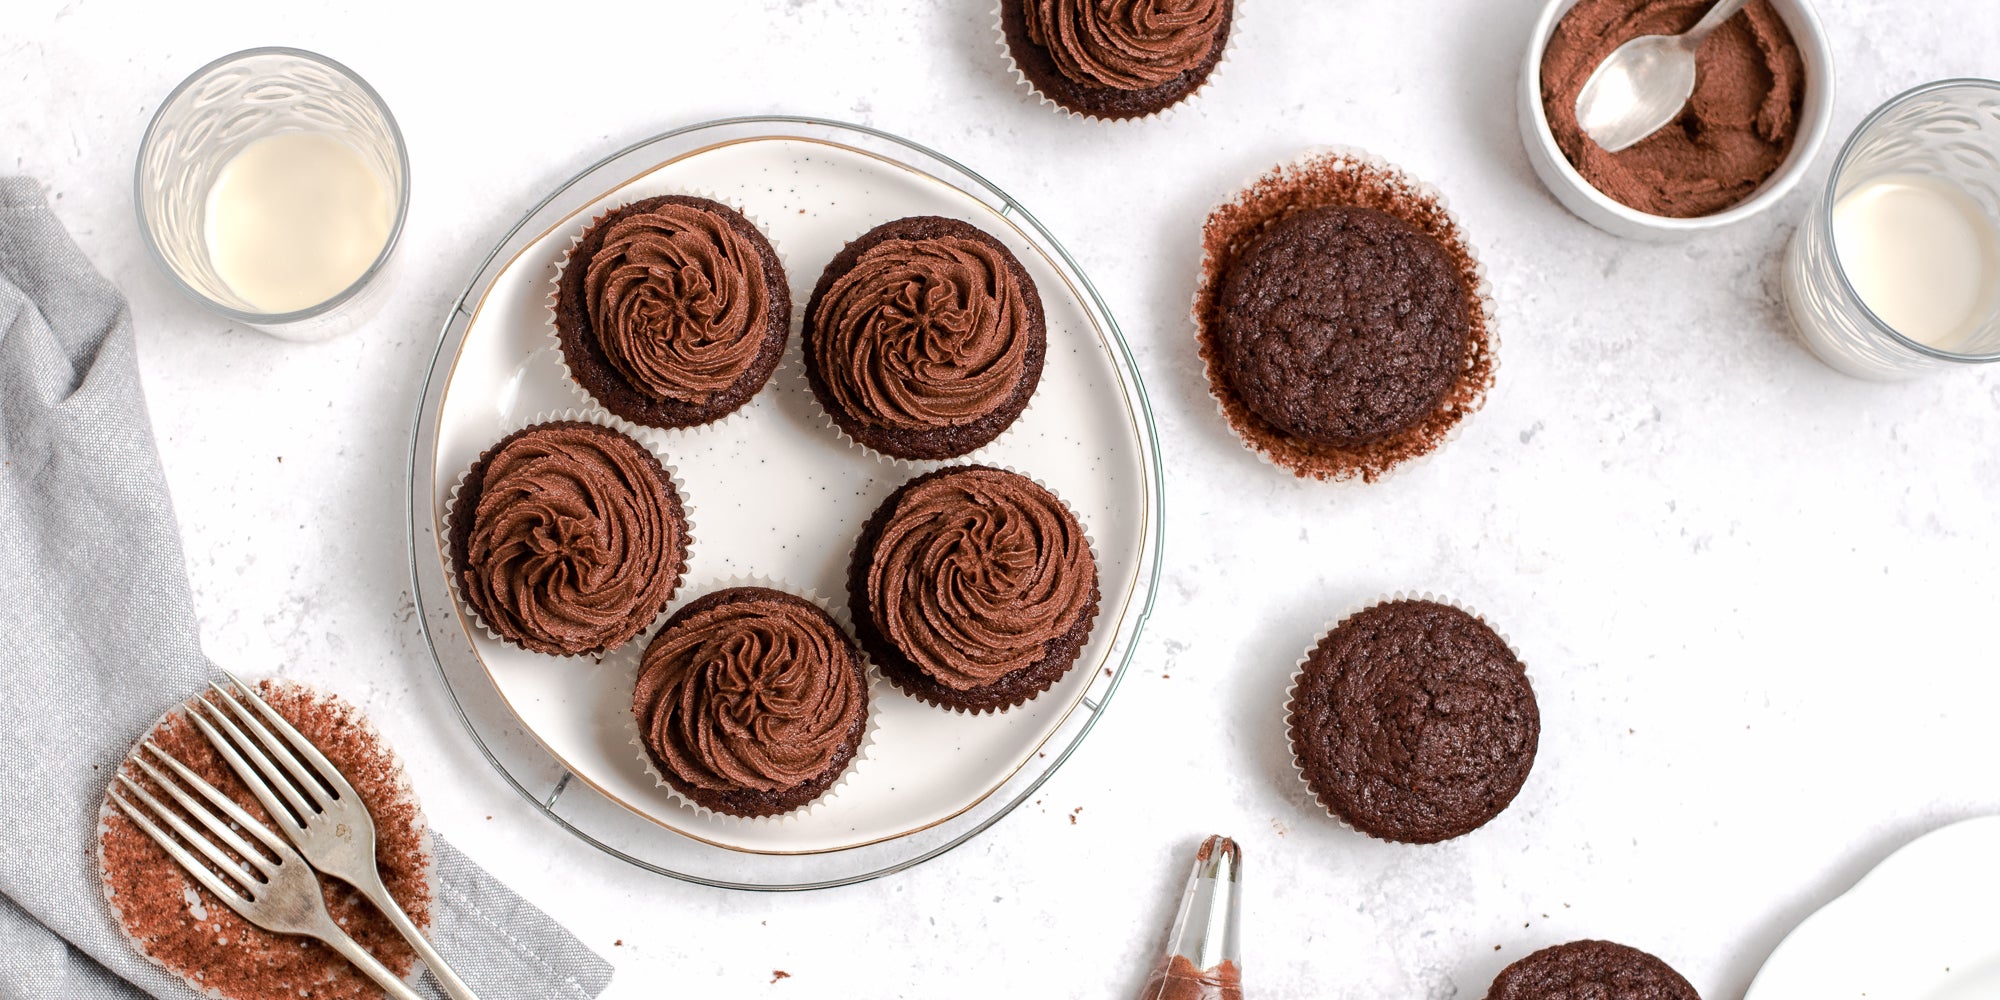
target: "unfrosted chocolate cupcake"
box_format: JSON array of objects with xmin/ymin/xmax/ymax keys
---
[
  {"xmin": 1216, "ymin": 206, "xmax": 1468, "ymax": 447},
  {"xmin": 633, "ymin": 588, "xmax": 869, "ymax": 817},
  {"xmin": 449, "ymin": 421, "xmax": 687, "ymax": 658},
  {"xmin": 1001, "ymin": 0, "xmax": 1234, "ymax": 120},
  {"xmin": 849, "ymin": 465, "xmax": 1098, "ymax": 713},
  {"xmin": 803, "ymin": 216, "xmax": 1045, "ymax": 461},
  {"xmin": 555, "ymin": 195, "xmax": 789, "ymax": 429},
  {"xmin": 1196, "ymin": 151, "xmax": 1496, "ymax": 483},
  {"xmin": 1486, "ymin": 940, "xmax": 1699, "ymax": 1000},
  {"xmin": 1286, "ymin": 598, "xmax": 1538, "ymax": 843}
]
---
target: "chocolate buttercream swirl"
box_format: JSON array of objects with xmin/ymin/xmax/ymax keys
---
[
  {"xmin": 869, "ymin": 469, "xmax": 1094, "ymax": 690},
  {"xmin": 1024, "ymin": 0, "xmax": 1227, "ymax": 91},
  {"xmin": 636, "ymin": 591, "xmax": 864, "ymax": 793},
  {"xmin": 583, "ymin": 202, "xmax": 771, "ymax": 404},
  {"xmin": 812, "ymin": 235, "xmax": 1029, "ymax": 432},
  {"xmin": 462, "ymin": 424, "xmax": 681, "ymax": 656}
]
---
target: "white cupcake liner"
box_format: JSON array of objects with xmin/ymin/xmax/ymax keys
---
[
  {"xmin": 546, "ymin": 187, "xmax": 793, "ymax": 438},
  {"xmin": 992, "ymin": 0, "xmax": 1240, "ymax": 125},
  {"xmin": 790, "ymin": 325, "xmax": 1047, "ymax": 472},
  {"xmin": 846, "ymin": 462, "xmax": 1102, "ymax": 715},
  {"xmin": 1192, "ymin": 146, "xmax": 1501, "ymax": 486},
  {"xmin": 624, "ymin": 575, "xmax": 883, "ymax": 824},
  {"xmin": 1283, "ymin": 591, "xmax": 1534, "ymax": 839},
  {"xmin": 443, "ymin": 408, "xmax": 696, "ymax": 663},
  {"xmin": 97, "ymin": 678, "xmax": 434, "ymax": 997}
]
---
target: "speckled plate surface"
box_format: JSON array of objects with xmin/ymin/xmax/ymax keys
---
[
  {"xmin": 407, "ymin": 118, "xmax": 1162, "ymax": 882},
  {"xmin": 1745, "ymin": 816, "xmax": 2000, "ymax": 999}
]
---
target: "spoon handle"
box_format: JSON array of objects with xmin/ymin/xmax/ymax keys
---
[{"xmin": 1684, "ymin": 0, "xmax": 1755, "ymax": 44}]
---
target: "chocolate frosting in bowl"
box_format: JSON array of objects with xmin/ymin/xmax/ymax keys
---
[
  {"xmin": 458, "ymin": 422, "xmax": 684, "ymax": 658},
  {"xmin": 1024, "ymin": 0, "xmax": 1228, "ymax": 91},
  {"xmin": 810, "ymin": 231, "xmax": 1031, "ymax": 433},
  {"xmin": 1540, "ymin": 0, "xmax": 1806, "ymax": 218},
  {"xmin": 583, "ymin": 201, "xmax": 772, "ymax": 403},
  {"xmin": 867, "ymin": 467, "xmax": 1094, "ymax": 691},
  {"xmin": 634, "ymin": 588, "xmax": 868, "ymax": 815}
]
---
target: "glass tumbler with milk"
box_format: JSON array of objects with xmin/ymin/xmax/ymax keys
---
[
  {"xmin": 135, "ymin": 47, "xmax": 408, "ymax": 342},
  {"xmin": 1784, "ymin": 79, "xmax": 2000, "ymax": 379}
]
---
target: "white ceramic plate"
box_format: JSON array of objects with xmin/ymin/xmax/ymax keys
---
[
  {"xmin": 1745, "ymin": 816, "xmax": 2000, "ymax": 999},
  {"xmin": 426, "ymin": 131, "xmax": 1154, "ymax": 855}
]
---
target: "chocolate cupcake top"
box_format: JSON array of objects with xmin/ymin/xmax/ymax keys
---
[
  {"xmin": 809, "ymin": 220, "xmax": 1034, "ymax": 435},
  {"xmin": 457, "ymin": 422, "xmax": 684, "ymax": 657},
  {"xmin": 581, "ymin": 201, "xmax": 771, "ymax": 404},
  {"xmin": 1486, "ymin": 940, "xmax": 1699, "ymax": 1000},
  {"xmin": 1023, "ymin": 0, "xmax": 1229, "ymax": 91},
  {"xmin": 1215, "ymin": 206, "xmax": 1469, "ymax": 447},
  {"xmin": 1288, "ymin": 599, "xmax": 1538, "ymax": 844},
  {"xmin": 866, "ymin": 467, "xmax": 1094, "ymax": 691},
  {"xmin": 634, "ymin": 588, "xmax": 867, "ymax": 799}
]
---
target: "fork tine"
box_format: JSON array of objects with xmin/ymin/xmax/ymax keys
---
[
  {"xmin": 217, "ymin": 670, "xmax": 355, "ymax": 800},
  {"xmin": 139, "ymin": 741, "xmax": 294, "ymax": 861},
  {"xmin": 110, "ymin": 788, "xmax": 260, "ymax": 921},
  {"xmin": 213, "ymin": 672, "xmax": 346, "ymax": 804},
  {"xmin": 113, "ymin": 774, "xmax": 261, "ymax": 894},
  {"xmin": 128, "ymin": 750, "xmax": 276, "ymax": 877},
  {"xmin": 186, "ymin": 697, "xmax": 313, "ymax": 830}
]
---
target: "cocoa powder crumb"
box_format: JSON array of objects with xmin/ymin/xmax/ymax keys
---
[
  {"xmin": 772, "ymin": 970, "xmax": 791, "ymax": 983},
  {"xmin": 1195, "ymin": 151, "xmax": 1495, "ymax": 482},
  {"xmin": 98, "ymin": 680, "xmax": 432, "ymax": 1000}
]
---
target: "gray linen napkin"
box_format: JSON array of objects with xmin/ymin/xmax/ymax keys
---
[{"xmin": 0, "ymin": 176, "xmax": 614, "ymax": 1000}]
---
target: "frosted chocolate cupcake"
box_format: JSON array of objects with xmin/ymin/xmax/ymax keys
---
[
  {"xmin": 1287, "ymin": 598, "xmax": 1538, "ymax": 843},
  {"xmin": 1000, "ymin": 0, "xmax": 1234, "ymax": 120},
  {"xmin": 633, "ymin": 588, "xmax": 870, "ymax": 818},
  {"xmin": 850, "ymin": 465, "xmax": 1098, "ymax": 713},
  {"xmin": 449, "ymin": 420, "xmax": 687, "ymax": 658},
  {"xmin": 1486, "ymin": 940, "xmax": 1698, "ymax": 1000},
  {"xmin": 803, "ymin": 216, "xmax": 1045, "ymax": 461},
  {"xmin": 555, "ymin": 195, "xmax": 789, "ymax": 429}
]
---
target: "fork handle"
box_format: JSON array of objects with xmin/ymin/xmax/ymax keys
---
[
  {"xmin": 362, "ymin": 879, "xmax": 481, "ymax": 1000},
  {"xmin": 317, "ymin": 922, "xmax": 427, "ymax": 1000}
]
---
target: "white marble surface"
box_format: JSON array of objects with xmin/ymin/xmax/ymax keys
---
[{"xmin": 7, "ymin": 2, "xmax": 2000, "ymax": 997}]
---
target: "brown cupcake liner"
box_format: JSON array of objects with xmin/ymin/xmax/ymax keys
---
[
  {"xmin": 1193, "ymin": 146, "xmax": 1499, "ymax": 485},
  {"xmin": 789, "ymin": 329, "xmax": 1045, "ymax": 472},
  {"xmin": 991, "ymin": 0, "xmax": 1240, "ymax": 125},
  {"xmin": 442, "ymin": 408, "xmax": 695, "ymax": 662},
  {"xmin": 846, "ymin": 462, "xmax": 1102, "ymax": 715},
  {"xmin": 546, "ymin": 187, "xmax": 792, "ymax": 438},
  {"xmin": 97, "ymin": 678, "xmax": 435, "ymax": 999},
  {"xmin": 1283, "ymin": 590, "xmax": 1531, "ymax": 839},
  {"xmin": 624, "ymin": 574, "xmax": 883, "ymax": 824}
]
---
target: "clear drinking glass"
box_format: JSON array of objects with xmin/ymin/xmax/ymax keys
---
[
  {"xmin": 1783, "ymin": 79, "xmax": 2000, "ymax": 379},
  {"xmin": 134, "ymin": 47, "xmax": 409, "ymax": 342}
]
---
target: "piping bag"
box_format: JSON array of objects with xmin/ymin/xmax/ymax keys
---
[{"xmin": 1138, "ymin": 835, "xmax": 1243, "ymax": 1000}]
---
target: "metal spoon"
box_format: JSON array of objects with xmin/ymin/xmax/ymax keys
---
[{"xmin": 1574, "ymin": 0, "xmax": 1754, "ymax": 152}]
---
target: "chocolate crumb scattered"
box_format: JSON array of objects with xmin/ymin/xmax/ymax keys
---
[
  {"xmin": 98, "ymin": 681, "xmax": 431, "ymax": 1000},
  {"xmin": 614, "ymin": 939, "xmax": 623, "ymax": 947},
  {"xmin": 1195, "ymin": 152, "xmax": 1494, "ymax": 482},
  {"xmin": 771, "ymin": 970, "xmax": 791, "ymax": 984}
]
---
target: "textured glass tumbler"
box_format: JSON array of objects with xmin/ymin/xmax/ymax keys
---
[
  {"xmin": 134, "ymin": 47, "xmax": 409, "ymax": 342},
  {"xmin": 1783, "ymin": 79, "xmax": 2000, "ymax": 379}
]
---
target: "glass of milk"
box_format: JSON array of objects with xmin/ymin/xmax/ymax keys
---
[
  {"xmin": 135, "ymin": 47, "xmax": 408, "ymax": 342},
  {"xmin": 1784, "ymin": 78, "xmax": 2000, "ymax": 379}
]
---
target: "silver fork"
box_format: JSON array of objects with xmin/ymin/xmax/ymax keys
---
[
  {"xmin": 110, "ymin": 742, "xmax": 423, "ymax": 1000},
  {"xmin": 187, "ymin": 671, "xmax": 479, "ymax": 1000}
]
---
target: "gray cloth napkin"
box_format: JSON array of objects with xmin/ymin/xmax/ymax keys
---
[{"xmin": 0, "ymin": 176, "xmax": 615, "ymax": 1000}]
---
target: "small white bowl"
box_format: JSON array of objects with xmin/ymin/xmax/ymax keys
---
[{"xmin": 1517, "ymin": 0, "xmax": 1835, "ymax": 239}]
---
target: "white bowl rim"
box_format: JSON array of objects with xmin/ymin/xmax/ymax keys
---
[{"xmin": 1521, "ymin": 0, "xmax": 1836, "ymax": 231}]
